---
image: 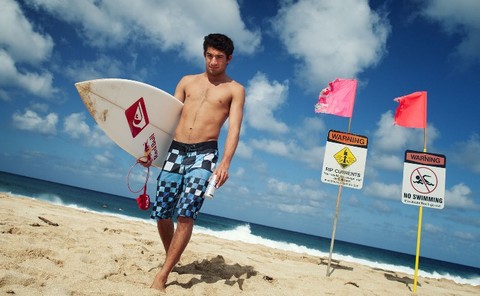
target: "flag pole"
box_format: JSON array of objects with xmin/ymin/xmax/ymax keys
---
[
  {"xmin": 326, "ymin": 117, "xmax": 352, "ymax": 277},
  {"xmin": 319, "ymin": 78, "xmax": 357, "ymax": 277},
  {"xmin": 326, "ymin": 181, "xmax": 343, "ymax": 276},
  {"xmin": 393, "ymin": 90, "xmax": 428, "ymax": 292},
  {"xmin": 414, "ymin": 97, "xmax": 427, "ymax": 292},
  {"xmin": 413, "ymin": 205, "xmax": 423, "ymax": 293}
]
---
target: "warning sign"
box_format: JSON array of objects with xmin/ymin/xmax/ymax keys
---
[
  {"xmin": 401, "ymin": 150, "xmax": 446, "ymax": 209},
  {"xmin": 321, "ymin": 130, "xmax": 368, "ymax": 189}
]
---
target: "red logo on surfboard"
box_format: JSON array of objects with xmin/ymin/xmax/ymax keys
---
[{"xmin": 125, "ymin": 97, "xmax": 149, "ymax": 138}]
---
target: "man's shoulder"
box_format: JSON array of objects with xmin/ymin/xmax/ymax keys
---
[
  {"xmin": 229, "ymin": 79, "xmax": 245, "ymax": 93},
  {"xmin": 223, "ymin": 75, "xmax": 243, "ymax": 89},
  {"xmin": 181, "ymin": 73, "xmax": 203, "ymax": 82}
]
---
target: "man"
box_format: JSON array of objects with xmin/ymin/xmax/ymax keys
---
[{"xmin": 150, "ymin": 33, "xmax": 245, "ymax": 291}]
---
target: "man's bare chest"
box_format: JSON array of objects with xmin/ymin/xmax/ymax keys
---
[{"xmin": 186, "ymin": 86, "xmax": 232, "ymax": 106}]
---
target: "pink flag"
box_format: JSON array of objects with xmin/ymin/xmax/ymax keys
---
[
  {"xmin": 315, "ymin": 78, "xmax": 357, "ymax": 118},
  {"xmin": 393, "ymin": 91, "xmax": 427, "ymax": 128}
]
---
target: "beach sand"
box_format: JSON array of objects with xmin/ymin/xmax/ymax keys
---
[{"xmin": 0, "ymin": 192, "xmax": 478, "ymax": 296}]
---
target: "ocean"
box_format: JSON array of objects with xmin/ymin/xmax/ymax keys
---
[{"xmin": 1, "ymin": 171, "xmax": 478, "ymax": 286}]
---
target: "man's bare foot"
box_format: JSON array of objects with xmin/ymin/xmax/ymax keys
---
[{"xmin": 151, "ymin": 274, "xmax": 167, "ymax": 292}]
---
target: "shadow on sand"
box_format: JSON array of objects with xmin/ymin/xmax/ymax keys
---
[
  {"xmin": 168, "ymin": 255, "xmax": 258, "ymax": 290},
  {"xmin": 319, "ymin": 258, "xmax": 354, "ymax": 277},
  {"xmin": 381, "ymin": 269, "xmax": 421, "ymax": 292}
]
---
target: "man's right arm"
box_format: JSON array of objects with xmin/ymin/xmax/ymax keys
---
[
  {"xmin": 213, "ymin": 83, "xmax": 245, "ymax": 188},
  {"xmin": 173, "ymin": 76, "xmax": 188, "ymax": 103}
]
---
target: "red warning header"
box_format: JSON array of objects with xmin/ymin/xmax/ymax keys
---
[
  {"xmin": 405, "ymin": 150, "xmax": 446, "ymax": 168},
  {"xmin": 327, "ymin": 130, "xmax": 368, "ymax": 148}
]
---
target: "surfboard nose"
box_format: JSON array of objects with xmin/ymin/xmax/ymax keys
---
[
  {"xmin": 74, "ymin": 81, "xmax": 89, "ymax": 92},
  {"xmin": 74, "ymin": 78, "xmax": 183, "ymax": 168}
]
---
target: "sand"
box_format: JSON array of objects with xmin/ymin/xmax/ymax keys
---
[{"xmin": 0, "ymin": 192, "xmax": 478, "ymax": 295}]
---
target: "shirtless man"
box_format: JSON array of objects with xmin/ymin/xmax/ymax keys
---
[{"xmin": 150, "ymin": 33, "xmax": 245, "ymax": 291}]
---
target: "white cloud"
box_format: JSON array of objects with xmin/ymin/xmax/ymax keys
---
[
  {"xmin": 265, "ymin": 177, "xmax": 328, "ymax": 215},
  {"xmin": 29, "ymin": 102, "xmax": 49, "ymax": 113},
  {"xmin": 445, "ymin": 183, "xmax": 478, "ymax": 210},
  {"xmin": 64, "ymin": 55, "xmax": 124, "ymax": 82},
  {"xmin": 0, "ymin": 89, "xmax": 9, "ymax": 101},
  {"xmin": 0, "ymin": 0, "xmax": 54, "ymax": 64},
  {"xmin": 248, "ymin": 137, "xmax": 324, "ymax": 170},
  {"xmin": 303, "ymin": 146, "xmax": 325, "ymax": 170},
  {"xmin": 272, "ymin": 0, "xmax": 390, "ymax": 90},
  {"xmin": 245, "ymin": 72, "xmax": 289, "ymax": 134},
  {"xmin": 373, "ymin": 111, "xmax": 413, "ymax": 151},
  {"xmin": 94, "ymin": 151, "xmax": 113, "ymax": 166},
  {"xmin": 418, "ymin": 0, "xmax": 480, "ymax": 67},
  {"xmin": 0, "ymin": 50, "xmax": 56, "ymax": 98},
  {"xmin": 277, "ymin": 203, "xmax": 317, "ymax": 215},
  {"xmin": 235, "ymin": 140, "xmax": 253, "ymax": 159},
  {"xmin": 364, "ymin": 181, "xmax": 401, "ymax": 200},
  {"xmin": 12, "ymin": 109, "xmax": 58, "ymax": 135},
  {"xmin": 372, "ymin": 200, "xmax": 393, "ymax": 213},
  {"xmin": 370, "ymin": 111, "xmax": 440, "ymax": 170},
  {"xmin": 452, "ymin": 133, "xmax": 480, "ymax": 173},
  {"xmin": 251, "ymin": 138, "xmax": 295, "ymax": 157},
  {"xmin": 0, "ymin": 0, "xmax": 57, "ymax": 98},
  {"xmin": 63, "ymin": 112, "xmax": 113, "ymax": 148},
  {"xmin": 63, "ymin": 113, "xmax": 91, "ymax": 139},
  {"xmin": 368, "ymin": 151, "xmax": 403, "ymax": 171},
  {"xmin": 266, "ymin": 178, "xmax": 326, "ymax": 202},
  {"xmin": 233, "ymin": 167, "xmax": 245, "ymax": 178},
  {"xmin": 424, "ymin": 223, "xmax": 443, "ymax": 234},
  {"xmin": 295, "ymin": 117, "xmax": 327, "ymax": 147},
  {"xmin": 453, "ymin": 231, "xmax": 475, "ymax": 241},
  {"xmin": 86, "ymin": 126, "xmax": 114, "ymax": 148},
  {"xmin": 27, "ymin": 0, "xmax": 261, "ymax": 63}
]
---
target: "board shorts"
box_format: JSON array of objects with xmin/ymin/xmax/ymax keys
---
[{"xmin": 151, "ymin": 140, "xmax": 218, "ymax": 221}]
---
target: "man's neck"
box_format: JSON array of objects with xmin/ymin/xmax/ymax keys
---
[{"xmin": 204, "ymin": 72, "xmax": 229, "ymax": 85}]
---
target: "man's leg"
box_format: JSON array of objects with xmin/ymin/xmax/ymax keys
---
[
  {"xmin": 157, "ymin": 219, "xmax": 174, "ymax": 253},
  {"xmin": 151, "ymin": 216, "xmax": 194, "ymax": 291}
]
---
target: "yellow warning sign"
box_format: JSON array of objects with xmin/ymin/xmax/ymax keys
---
[{"xmin": 334, "ymin": 147, "xmax": 356, "ymax": 169}]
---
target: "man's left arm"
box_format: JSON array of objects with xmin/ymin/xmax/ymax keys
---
[{"xmin": 214, "ymin": 85, "xmax": 245, "ymax": 187}]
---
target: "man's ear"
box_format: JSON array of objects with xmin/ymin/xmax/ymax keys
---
[{"xmin": 227, "ymin": 55, "xmax": 233, "ymax": 63}]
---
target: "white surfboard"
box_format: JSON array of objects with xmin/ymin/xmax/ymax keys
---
[{"xmin": 75, "ymin": 78, "xmax": 183, "ymax": 167}]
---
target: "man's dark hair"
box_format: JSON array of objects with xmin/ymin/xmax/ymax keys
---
[{"xmin": 203, "ymin": 33, "xmax": 234, "ymax": 57}]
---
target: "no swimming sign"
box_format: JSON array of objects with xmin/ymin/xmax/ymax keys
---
[{"xmin": 401, "ymin": 150, "xmax": 446, "ymax": 209}]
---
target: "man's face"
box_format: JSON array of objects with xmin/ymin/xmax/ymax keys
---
[{"xmin": 204, "ymin": 47, "xmax": 231, "ymax": 76}]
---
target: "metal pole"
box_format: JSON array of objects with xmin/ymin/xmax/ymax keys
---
[{"xmin": 326, "ymin": 181, "xmax": 344, "ymax": 276}]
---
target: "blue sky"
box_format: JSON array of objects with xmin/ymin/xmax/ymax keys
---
[{"xmin": 1, "ymin": 0, "xmax": 479, "ymax": 268}]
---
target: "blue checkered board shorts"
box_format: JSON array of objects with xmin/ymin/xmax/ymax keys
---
[{"xmin": 151, "ymin": 140, "xmax": 218, "ymax": 220}]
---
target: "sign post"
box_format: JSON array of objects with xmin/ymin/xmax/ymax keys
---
[
  {"xmin": 321, "ymin": 130, "xmax": 368, "ymax": 276},
  {"xmin": 401, "ymin": 150, "xmax": 446, "ymax": 291}
]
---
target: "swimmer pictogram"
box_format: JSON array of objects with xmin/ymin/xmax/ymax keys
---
[
  {"xmin": 410, "ymin": 167, "xmax": 438, "ymax": 194},
  {"xmin": 413, "ymin": 174, "xmax": 434, "ymax": 186}
]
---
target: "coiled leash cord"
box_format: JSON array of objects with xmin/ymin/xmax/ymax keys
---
[{"xmin": 126, "ymin": 155, "xmax": 151, "ymax": 210}]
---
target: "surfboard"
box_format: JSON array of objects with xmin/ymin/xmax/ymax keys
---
[{"xmin": 75, "ymin": 78, "xmax": 183, "ymax": 168}]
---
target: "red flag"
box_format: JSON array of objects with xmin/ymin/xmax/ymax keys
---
[
  {"xmin": 315, "ymin": 78, "xmax": 357, "ymax": 118},
  {"xmin": 393, "ymin": 91, "xmax": 427, "ymax": 128}
]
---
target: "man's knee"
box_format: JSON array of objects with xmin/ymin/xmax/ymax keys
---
[
  {"xmin": 177, "ymin": 216, "xmax": 194, "ymax": 227},
  {"xmin": 157, "ymin": 218, "xmax": 173, "ymax": 229}
]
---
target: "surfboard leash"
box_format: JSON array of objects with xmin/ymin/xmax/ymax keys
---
[{"xmin": 126, "ymin": 155, "xmax": 151, "ymax": 210}]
